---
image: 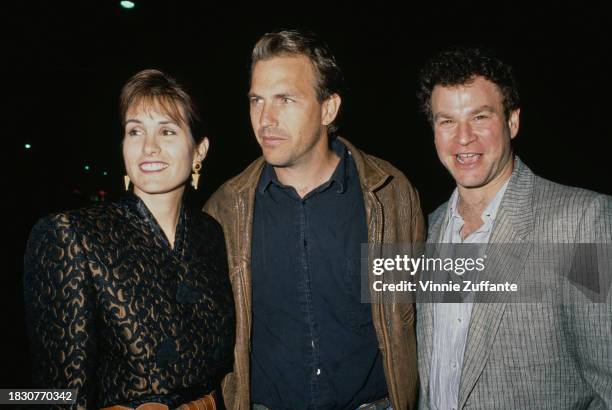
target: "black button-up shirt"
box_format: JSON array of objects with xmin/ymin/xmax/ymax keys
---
[{"xmin": 251, "ymin": 139, "xmax": 387, "ymax": 409}]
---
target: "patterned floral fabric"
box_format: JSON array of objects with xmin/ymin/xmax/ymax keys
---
[{"xmin": 23, "ymin": 194, "xmax": 235, "ymax": 409}]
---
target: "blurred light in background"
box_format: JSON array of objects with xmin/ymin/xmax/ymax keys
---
[{"xmin": 120, "ymin": 1, "xmax": 135, "ymax": 9}]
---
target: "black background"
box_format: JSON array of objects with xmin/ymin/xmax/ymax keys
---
[{"xmin": 3, "ymin": 1, "xmax": 611, "ymax": 388}]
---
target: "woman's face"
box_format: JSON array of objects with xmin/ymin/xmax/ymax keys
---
[{"xmin": 122, "ymin": 101, "xmax": 208, "ymax": 199}]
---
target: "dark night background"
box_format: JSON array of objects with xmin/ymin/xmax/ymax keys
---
[{"xmin": 3, "ymin": 1, "xmax": 610, "ymax": 389}]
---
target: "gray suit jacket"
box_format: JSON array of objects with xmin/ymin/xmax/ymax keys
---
[{"xmin": 417, "ymin": 158, "xmax": 612, "ymax": 409}]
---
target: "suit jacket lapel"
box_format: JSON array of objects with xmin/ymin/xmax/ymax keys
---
[
  {"xmin": 419, "ymin": 204, "xmax": 450, "ymax": 408},
  {"xmin": 458, "ymin": 158, "xmax": 536, "ymax": 408}
]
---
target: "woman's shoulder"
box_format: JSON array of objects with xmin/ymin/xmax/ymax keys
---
[
  {"xmin": 30, "ymin": 201, "xmax": 127, "ymax": 240},
  {"xmin": 186, "ymin": 208, "xmax": 227, "ymax": 254},
  {"xmin": 189, "ymin": 207, "xmax": 224, "ymax": 234}
]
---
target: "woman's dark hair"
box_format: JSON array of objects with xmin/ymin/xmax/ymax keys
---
[{"xmin": 119, "ymin": 69, "xmax": 204, "ymax": 143}]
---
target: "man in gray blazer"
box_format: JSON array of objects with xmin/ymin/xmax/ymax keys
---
[{"xmin": 415, "ymin": 47, "xmax": 612, "ymax": 409}]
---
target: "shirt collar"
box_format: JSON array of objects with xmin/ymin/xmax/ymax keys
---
[
  {"xmin": 258, "ymin": 138, "xmax": 349, "ymax": 195},
  {"xmin": 447, "ymin": 178, "xmax": 510, "ymax": 224}
]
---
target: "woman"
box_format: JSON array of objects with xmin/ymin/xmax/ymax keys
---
[{"xmin": 23, "ymin": 69, "xmax": 235, "ymax": 409}]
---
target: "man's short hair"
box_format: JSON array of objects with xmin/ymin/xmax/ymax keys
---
[
  {"xmin": 417, "ymin": 46, "xmax": 520, "ymax": 123},
  {"xmin": 251, "ymin": 29, "xmax": 343, "ymax": 136},
  {"xmin": 119, "ymin": 69, "xmax": 204, "ymax": 143}
]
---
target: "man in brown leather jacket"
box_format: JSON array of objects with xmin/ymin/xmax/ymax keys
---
[{"xmin": 204, "ymin": 30, "xmax": 425, "ymax": 410}]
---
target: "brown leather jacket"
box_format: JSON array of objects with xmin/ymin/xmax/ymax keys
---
[{"xmin": 204, "ymin": 137, "xmax": 425, "ymax": 409}]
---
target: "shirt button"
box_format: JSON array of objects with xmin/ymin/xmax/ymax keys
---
[
  {"xmin": 311, "ymin": 340, "xmax": 314, "ymax": 348},
  {"xmin": 316, "ymin": 368, "xmax": 321, "ymax": 375},
  {"xmin": 452, "ymin": 362, "xmax": 457, "ymax": 369}
]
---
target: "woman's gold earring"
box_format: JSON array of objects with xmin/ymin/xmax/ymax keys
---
[
  {"xmin": 124, "ymin": 175, "xmax": 130, "ymax": 191},
  {"xmin": 191, "ymin": 162, "xmax": 202, "ymax": 190}
]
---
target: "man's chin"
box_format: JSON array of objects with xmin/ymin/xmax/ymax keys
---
[
  {"xmin": 263, "ymin": 155, "xmax": 291, "ymax": 168},
  {"xmin": 453, "ymin": 175, "xmax": 488, "ymax": 190}
]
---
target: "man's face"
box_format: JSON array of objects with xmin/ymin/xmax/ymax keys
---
[
  {"xmin": 431, "ymin": 76, "xmax": 520, "ymax": 192},
  {"xmin": 249, "ymin": 55, "xmax": 329, "ymax": 168}
]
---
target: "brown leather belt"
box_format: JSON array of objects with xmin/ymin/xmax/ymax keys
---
[{"xmin": 101, "ymin": 393, "xmax": 216, "ymax": 410}]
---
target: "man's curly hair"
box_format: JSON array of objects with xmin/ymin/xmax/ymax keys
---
[{"xmin": 417, "ymin": 46, "xmax": 520, "ymax": 123}]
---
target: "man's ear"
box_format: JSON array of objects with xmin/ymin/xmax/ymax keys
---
[
  {"xmin": 508, "ymin": 108, "xmax": 520, "ymax": 139},
  {"xmin": 321, "ymin": 93, "xmax": 341, "ymax": 126}
]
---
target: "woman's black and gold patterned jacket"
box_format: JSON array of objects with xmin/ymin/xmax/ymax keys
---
[{"xmin": 23, "ymin": 194, "xmax": 235, "ymax": 409}]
